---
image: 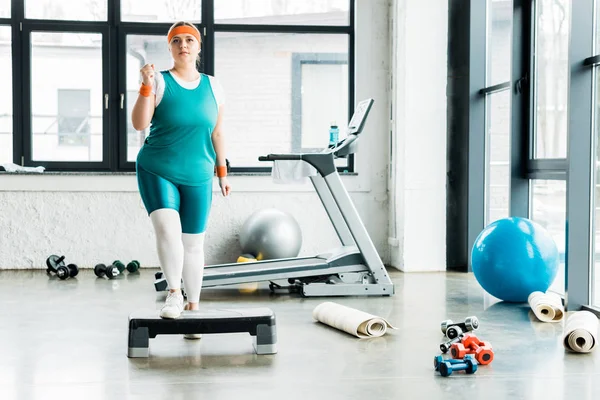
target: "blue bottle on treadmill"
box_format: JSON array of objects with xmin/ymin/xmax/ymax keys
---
[{"xmin": 328, "ymin": 122, "xmax": 339, "ymax": 148}]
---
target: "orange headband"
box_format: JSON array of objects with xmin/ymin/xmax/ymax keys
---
[{"xmin": 168, "ymin": 26, "xmax": 201, "ymax": 43}]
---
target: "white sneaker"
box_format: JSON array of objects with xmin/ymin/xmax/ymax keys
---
[{"xmin": 160, "ymin": 291, "xmax": 184, "ymax": 319}]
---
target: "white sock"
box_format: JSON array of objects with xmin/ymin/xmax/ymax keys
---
[
  {"xmin": 181, "ymin": 233, "xmax": 206, "ymax": 303},
  {"xmin": 150, "ymin": 209, "xmax": 184, "ymax": 291}
]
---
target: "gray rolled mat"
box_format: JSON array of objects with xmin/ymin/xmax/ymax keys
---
[{"xmin": 313, "ymin": 302, "xmax": 397, "ymax": 338}]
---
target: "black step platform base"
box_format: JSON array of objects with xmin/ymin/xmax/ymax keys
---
[{"xmin": 127, "ymin": 307, "xmax": 277, "ymax": 358}]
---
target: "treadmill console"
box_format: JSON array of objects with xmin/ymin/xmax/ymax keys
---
[
  {"xmin": 347, "ymin": 98, "xmax": 374, "ymax": 135},
  {"xmin": 330, "ymin": 98, "xmax": 374, "ymax": 157}
]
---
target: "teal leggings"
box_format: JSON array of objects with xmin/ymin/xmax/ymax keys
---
[{"xmin": 136, "ymin": 165, "xmax": 213, "ymax": 234}]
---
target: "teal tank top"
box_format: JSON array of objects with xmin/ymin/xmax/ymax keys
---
[{"xmin": 136, "ymin": 71, "xmax": 218, "ymax": 185}]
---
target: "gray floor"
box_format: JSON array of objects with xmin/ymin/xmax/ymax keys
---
[{"xmin": 0, "ymin": 269, "xmax": 599, "ymax": 400}]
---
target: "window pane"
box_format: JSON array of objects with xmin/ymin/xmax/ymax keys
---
[
  {"xmin": 485, "ymin": 90, "xmax": 511, "ymax": 225},
  {"xmin": 215, "ymin": 0, "xmax": 349, "ymax": 26},
  {"xmin": 215, "ymin": 32, "xmax": 349, "ymax": 167},
  {"xmin": 30, "ymin": 32, "xmax": 103, "ymax": 162},
  {"xmin": 0, "ymin": 26, "xmax": 11, "ymax": 163},
  {"xmin": 25, "ymin": 0, "xmax": 107, "ymax": 21},
  {"xmin": 487, "ymin": 0, "xmax": 513, "ymax": 85},
  {"xmin": 0, "ymin": 0, "xmax": 10, "ymax": 18},
  {"xmin": 125, "ymin": 34, "xmax": 173, "ymax": 162},
  {"xmin": 593, "ymin": 66, "xmax": 600, "ymax": 307},
  {"xmin": 530, "ymin": 180, "xmax": 566, "ymax": 295},
  {"xmin": 121, "ymin": 0, "xmax": 201, "ymax": 23},
  {"xmin": 533, "ymin": 0, "xmax": 570, "ymax": 158}
]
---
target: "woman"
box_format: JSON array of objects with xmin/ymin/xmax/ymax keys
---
[{"xmin": 131, "ymin": 21, "xmax": 231, "ymax": 329}]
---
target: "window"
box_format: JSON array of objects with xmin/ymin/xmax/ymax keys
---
[
  {"xmin": 57, "ymin": 89, "xmax": 91, "ymax": 147},
  {"xmin": 292, "ymin": 53, "xmax": 348, "ymax": 154},
  {"xmin": 0, "ymin": 0, "xmax": 10, "ymax": 18},
  {"xmin": 594, "ymin": 1, "xmax": 600, "ymax": 308},
  {"xmin": 30, "ymin": 31, "xmax": 103, "ymax": 162},
  {"xmin": 25, "ymin": 0, "xmax": 107, "ymax": 21},
  {"xmin": 485, "ymin": 90, "xmax": 511, "ymax": 225},
  {"xmin": 121, "ymin": 0, "xmax": 202, "ymax": 23},
  {"xmin": 215, "ymin": 32, "xmax": 349, "ymax": 168},
  {"xmin": 532, "ymin": 0, "xmax": 570, "ymax": 159},
  {"xmin": 215, "ymin": 0, "xmax": 350, "ymax": 26},
  {"xmin": 0, "ymin": 26, "xmax": 11, "ymax": 163},
  {"xmin": 487, "ymin": 0, "xmax": 513, "ymax": 85},
  {"xmin": 531, "ymin": 180, "xmax": 566, "ymax": 295},
  {"xmin": 484, "ymin": 0, "xmax": 513, "ymax": 225}
]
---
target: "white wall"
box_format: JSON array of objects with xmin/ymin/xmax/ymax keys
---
[
  {"xmin": 0, "ymin": 0, "xmax": 397, "ymax": 270},
  {"xmin": 388, "ymin": 0, "xmax": 448, "ymax": 272}
]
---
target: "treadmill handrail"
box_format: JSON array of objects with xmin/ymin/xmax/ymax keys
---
[{"xmin": 258, "ymin": 154, "xmax": 302, "ymax": 161}]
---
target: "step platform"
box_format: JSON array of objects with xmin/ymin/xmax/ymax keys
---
[{"xmin": 127, "ymin": 307, "xmax": 277, "ymax": 358}]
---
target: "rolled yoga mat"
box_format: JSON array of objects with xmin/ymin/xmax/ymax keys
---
[
  {"xmin": 563, "ymin": 311, "xmax": 599, "ymax": 353},
  {"xmin": 528, "ymin": 291, "xmax": 564, "ymax": 322},
  {"xmin": 312, "ymin": 302, "xmax": 397, "ymax": 338}
]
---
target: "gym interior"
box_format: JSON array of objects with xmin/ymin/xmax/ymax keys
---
[{"xmin": 0, "ymin": 0, "xmax": 599, "ymax": 398}]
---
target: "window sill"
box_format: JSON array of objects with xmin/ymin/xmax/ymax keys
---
[{"xmin": 0, "ymin": 171, "xmax": 369, "ymax": 193}]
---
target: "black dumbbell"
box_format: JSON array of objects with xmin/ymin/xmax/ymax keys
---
[
  {"xmin": 94, "ymin": 263, "xmax": 120, "ymax": 279},
  {"xmin": 46, "ymin": 255, "xmax": 78, "ymax": 280},
  {"xmin": 112, "ymin": 260, "xmax": 126, "ymax": 273},
  {"xmin": 440, "ymin": 332, "xmax": 464, "ymax": 353},
  {"xmin": 437, "ymin": 357, "xmax": 478, "ymax": 377},
  {"xmin": 55, "ymin": 263, "xmax": 79, "ymax": 280},
  {"xmin": 441, "ymin": 316, "xmax": 479, "ymax": 339},
  {"xmin": 113, "ymin": 260, "xmax": 140, "ymax": 273},
  {"xmin": 434, "ymin": 354, "xmax": 475, "ymax": 371},
  {"xmin": 46, "ymin": 255, "xmax": 66, "ymax": 274}
]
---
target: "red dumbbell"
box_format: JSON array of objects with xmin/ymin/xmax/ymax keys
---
[{"xmin": 450, "ymin": 333, "xmax": 494, "ymax": 365}]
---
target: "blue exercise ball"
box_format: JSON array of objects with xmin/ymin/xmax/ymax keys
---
[{"xmin": 471, "ymin": 217, "xmax": 559, "ymax": 303}]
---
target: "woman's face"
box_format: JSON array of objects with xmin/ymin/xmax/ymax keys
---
[{"xmin": 169, "ymin": 32, "xmax": 200, "ymax": 64}]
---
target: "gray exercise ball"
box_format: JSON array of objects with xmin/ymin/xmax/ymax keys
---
[{"xmin": 239, "ymin": 208, "xmax": 303, "ymax": 260}]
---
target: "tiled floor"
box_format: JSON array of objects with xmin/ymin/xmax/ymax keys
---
[{"xmin": 0, "ymin": 269, "xmax": 598, "ymax": 399}]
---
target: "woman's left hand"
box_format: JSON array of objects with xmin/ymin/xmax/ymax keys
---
[{"xmin": 219, "ymin": 177, "xmax": 231, "ymax": 196}]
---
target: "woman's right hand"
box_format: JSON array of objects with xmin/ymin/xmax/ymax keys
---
[{"xmin": 140, "ymin": 64, "xmax": 155, "ymax": 86}]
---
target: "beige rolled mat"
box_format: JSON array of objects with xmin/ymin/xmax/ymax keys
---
[
  {"xmin": 312, "ymin": 302, "xmax": 397, "ymax": 338},
  {"xmin": 528, "ymin": 291, "xmax": 564, "ymax": 322},
  {"xmin": 563, "ymin": 311, "xmax": 599, "ymax": 353}
]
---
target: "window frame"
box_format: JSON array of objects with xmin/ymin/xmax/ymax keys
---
[
  {"xmin": 5, "ymin": 0, "xmax": 355, "ymax": 174},
  {"xmin": 21, "ymin": 21, "xmax": 110, "ymax": 171}
]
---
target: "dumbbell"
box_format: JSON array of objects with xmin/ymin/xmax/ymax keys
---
[
  {"xmin": 450, "ymin": 333, "xmax": 494, "ymax": 365},
  {"xmin": 440, "ymin": 333, "xmax": 464, "ymax": 353},
  {"xmin": 46, "ymin": 255, "xmax": 66, "ymax": 274},
  {"xmin": 94, "ymin": 263, "xmax": 120, "ymax": 279},
  {"xmin": 434, "ymin": 354, "xmax": 475, "ymax": 371},
  {"xmin": 437, "ymin": 357, "xmax": 478, "ymax": 377},
  {"xmin": 113, "ymin": 260, "xmax": 141, "ymax": 273},
  {"xmin": 46, "ymin": 255, "xmax": 79, "ymax": 280},
  {"xmin": 55, "ymin": 263, "xmax": 79, "ymax": 280},
  {"xmin": 127, "ymin": 260, "xmax": 140, "ymax": 273},
  {"xmin": 441, "ymin": 316, "xmax": 479, "ymax": 339}
]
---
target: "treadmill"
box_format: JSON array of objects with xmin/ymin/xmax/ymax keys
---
[{"xmin": 154, "ymin": 98, "xmax": 395, "ymax": 297}]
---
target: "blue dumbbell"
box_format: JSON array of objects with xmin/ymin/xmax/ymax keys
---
[
  {"xmin": 438, "ymin": 357, "xmax": 478, "ymax": 377},
  {"xmin": 433, "ymin": 354, "xmax": 475, "ymax": 371}
]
